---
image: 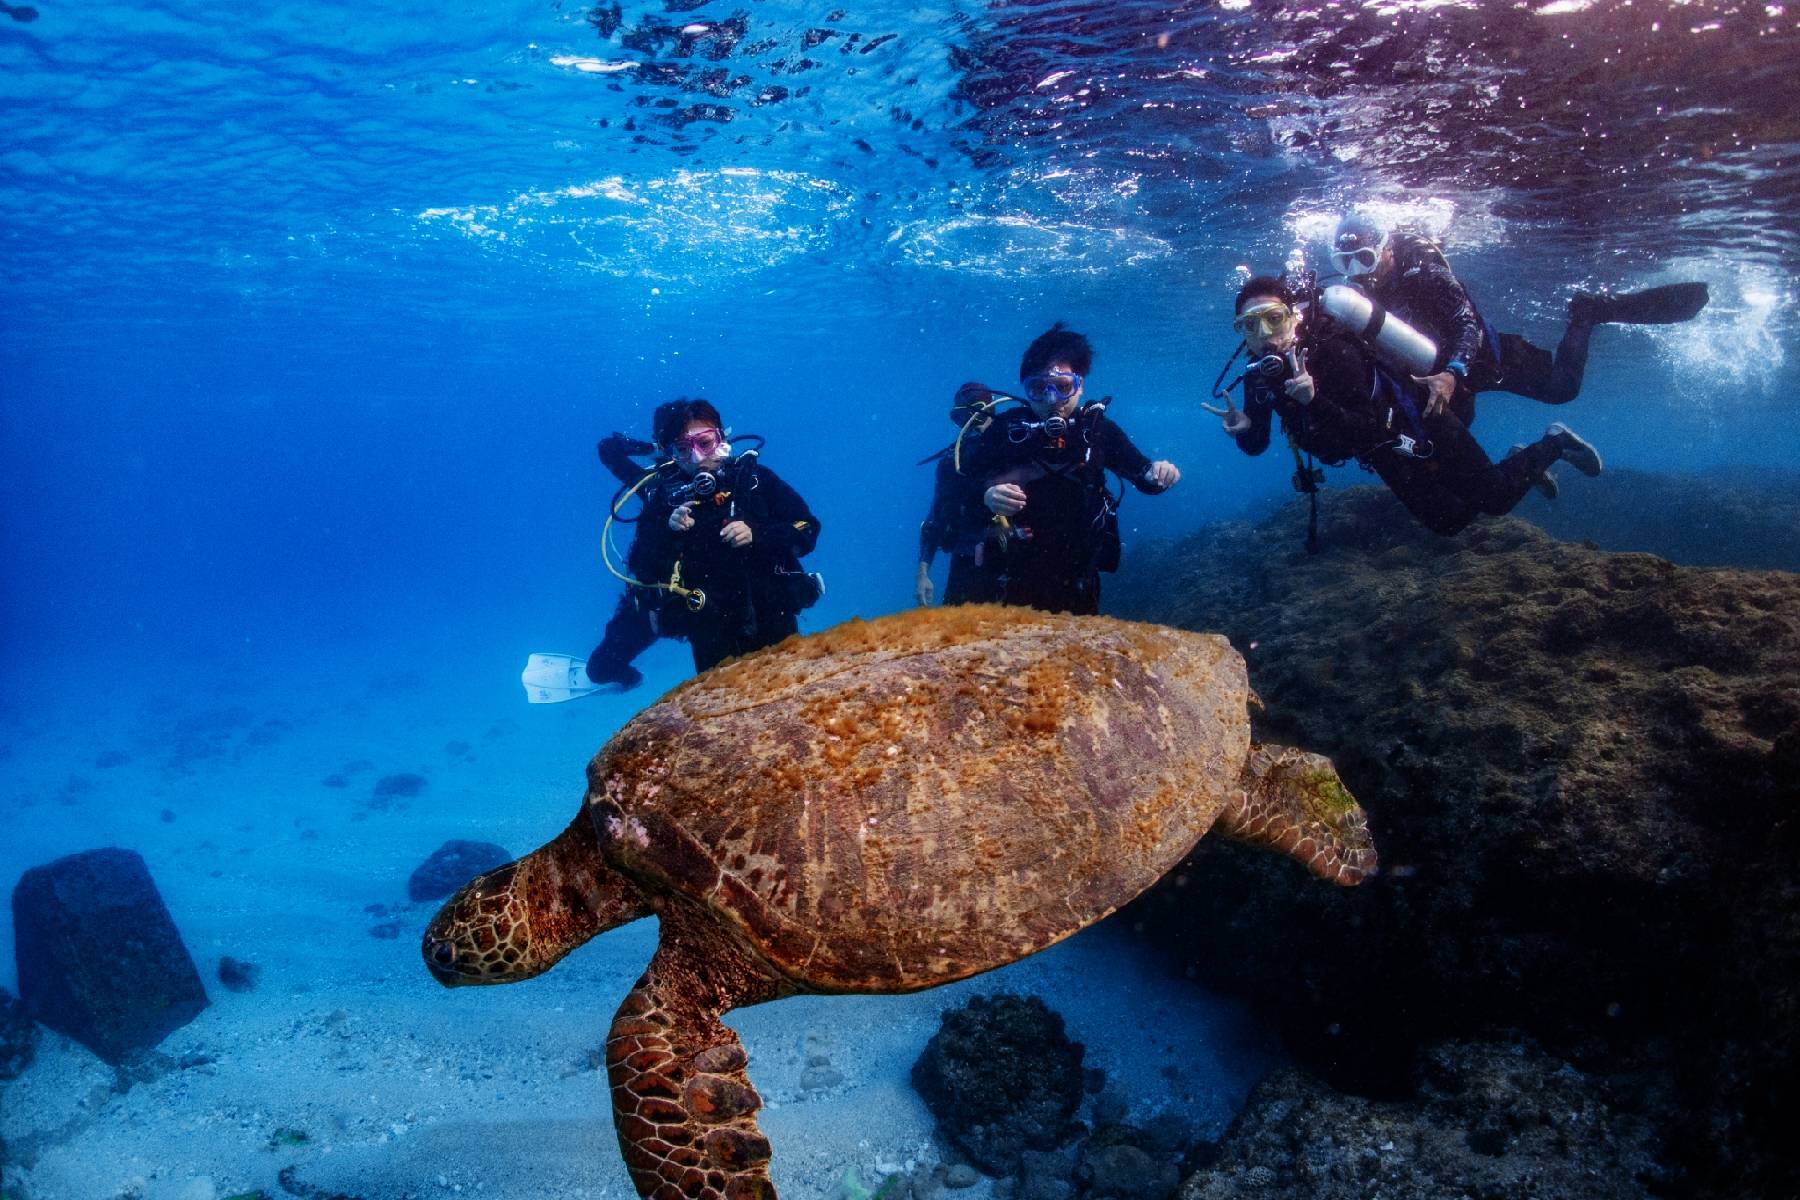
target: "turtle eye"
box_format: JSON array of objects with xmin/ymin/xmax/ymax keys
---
[{"xmin": 428, "ymin": 939, "xmax": 457, "ymax": 966}]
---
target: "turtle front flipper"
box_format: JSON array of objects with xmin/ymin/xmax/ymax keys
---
[
  {"xmin": 423, "ymin": 812, "xmax": 650, "ymax": 986},
  {"xmin": 607, "ymin": 907, "xmax": 791, "ymax": 1200},
  {"xmin": 1216, "ymin": 744, "xmax": 1379, "ymax": 886}
]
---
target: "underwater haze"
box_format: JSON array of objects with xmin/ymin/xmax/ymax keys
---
[{"xmin": 3, "ymin": 1, "xmax": 1799, "ymax": 1198}]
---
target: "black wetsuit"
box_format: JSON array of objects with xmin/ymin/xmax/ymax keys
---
[
  {"xmin": 966, "ymin": 404, "xmax": 1169, "ymax": 615},
  {"xmin": 1357, "ymin": 232, "xmax": 1592, "ymax": 409},
  {"xmin": 591, "ymin": 451, "xmax": 821, "ymax": 677},
  {"xmin": 918, "ymin": 452, "xmax": 1003, "ymax": 605},
  {"xmin": 1233, "ymin": 331, "xmax": 1562, "ymax": 537},
  {"xmin": 586, "ymin": 436, "xmax": 663, "ymax": 686}
]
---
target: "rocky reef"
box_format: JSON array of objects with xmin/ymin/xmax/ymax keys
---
[
  {"xmin": 1109, "ymin": 485, "xmax": 1799, "ymax": 1198},
  {"xmin": 1182, "ymin": 1038, "xmax": 1667, "ymax": 1200},
  {"xmin": 911, "ymin": 994, "xmax": 1087, "ymax": 1177},
  {"xmin": 910, "ymin": 994, "xmax": 1192, "ymax": 1200},
  {"xmin": 1516, "ymin": 465, "xmax": 1800, "ymax": 572}
]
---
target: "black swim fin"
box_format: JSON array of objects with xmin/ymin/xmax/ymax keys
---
[{"xmin": 1573, "ymin": 282, "xmax": 1710, "ymax": 326}]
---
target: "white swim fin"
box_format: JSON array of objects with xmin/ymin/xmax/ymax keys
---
[{"xmin": 521, "ymin": 653, "xmax": 599, "ymax": 704}]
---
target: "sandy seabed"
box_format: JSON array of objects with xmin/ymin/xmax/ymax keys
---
[{"xmin": 1, "ymin": 639, "xmax": 1278, "ymax": 1200}]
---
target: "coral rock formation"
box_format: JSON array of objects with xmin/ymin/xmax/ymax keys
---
[{"xmin": 1110, "ymin": 487, "xmax": 1800, "ymax": 1197}]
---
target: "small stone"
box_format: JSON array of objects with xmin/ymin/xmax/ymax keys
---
[
  {"xmin": 375, "ymin": 772, "xmax": 428, "ymax": 799},
  {"xmin": 0, "ymin": 986, "xmax": 39, "ymax": 1080},
  {"xmin": 218, "ymin": 956, "xmax": 261, "ymax": 993},
  {"xmin": 799, "ymin": 1065, "xmax": 843, "ymax": 1091},
  {"xmin": 368, "ymin": 921, "xmax": 402, "ymax": 940},
  {"xmin": 408, "ymin": 840, "xmax": 512, "ymax": 903},
  {"xmin": 943, "ymin": 1163, "xmax": 980, "ymax": 1189},
  {"xmin": 173, "ymin": 1176, "xmax": 217, "ymax": 1200}
]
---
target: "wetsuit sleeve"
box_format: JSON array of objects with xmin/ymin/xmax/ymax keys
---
[
  {"xmin": 1096, "ymin": 421, "xmax": 1170, "ymax": 494},
  {"xmin": 1233, "ymin": 384, "xmax": 1274, "ymax": 457},
  {"xmin": 598, "ymin": 433, "xmax": 657, "ymax": 486},
  {"xmin": 918, "ymin": 456, "xmax": 965, "ymax": 564},
  {"xmin": 744, "ymin": 465, "xmax": 821, "ymax": 558},
  {"xmin": 1401, "ymin": 239, "xmax": 1486, "ymax": 372},
  {"xmin": 960, "ymin": 423, "xmax": 1018, "ymax": 492},
  {"xmin": 627, "ymin": 496, "xmax": 680, "ymax": 580}
]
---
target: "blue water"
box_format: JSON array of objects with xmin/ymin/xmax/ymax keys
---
[{"xmin": 3, "ymin": 1, "xmax": 1798, "ymax": 1197}]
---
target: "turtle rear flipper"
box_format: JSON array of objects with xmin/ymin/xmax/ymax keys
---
[
  {"xmin": 607, "ymin": 908, "xmax": 790, "ymax": 1199},
  {"xmin": 1217, "ymin": 745, "xmax": 1378, "ymax": 886}
]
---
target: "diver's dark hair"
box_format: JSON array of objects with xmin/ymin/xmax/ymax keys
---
[
  {"xmin": 1235, "ymin": 275, "xmax": 1292, "ymax": 314},
  {"xmin": 1019, "ymin": 322, "xmax": 1093, "ymax": 380},
  {"xmin": 652, "ymin": 397, "xmax": 723, "ymax": 449}
]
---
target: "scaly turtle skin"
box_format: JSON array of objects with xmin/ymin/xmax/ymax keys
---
[{"xmin": 423, "ymin": 605, "xmax": 1377, "ymax": 1200}]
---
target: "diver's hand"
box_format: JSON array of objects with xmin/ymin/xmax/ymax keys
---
[
  {"xmin": 1147, "ymin": 460, "xmax": 1181, "ymax": 489},
  {"xmin": 668, "ymin": 501, "xmax": 698, "ymax": 533},
  {"xmin": 720, "ymin": 520, "xmax": 753, "ymax": 548},
  {"xmin": 1283, "ymin": 350, "xmax": 1314, "ymax": 406},
  {"xmin": 985, "ymin": 482, "xmax": 1028, "ymax": 516},
  {"xmin": 1201, "ymin": 395, "xmax": 1253, "ymax": 437},
  {"xmin": 1414, "ymin": 370, "xmax": 1456, "ymax": 417},
  {"xmin": 602, "ymin": 432, "xmax": 657, "ymax": 456},
  {"xmin": 955, "ymin": 381, "xmax": 993, "ymax": 410},
  {"xmin": 915, "ymin": 562, "xmax": 935, "ymax": 607}
]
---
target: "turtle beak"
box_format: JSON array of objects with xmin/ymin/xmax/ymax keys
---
[{"xmin": 422, "ymin": 935, "xmax": 469, "ymax": 986}]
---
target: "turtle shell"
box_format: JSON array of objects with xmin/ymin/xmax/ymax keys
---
[{"xmin": 586, "ymin": 605, "xmax": 1249, "ymax": 992}]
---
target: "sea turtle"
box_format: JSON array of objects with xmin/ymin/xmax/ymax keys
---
[{"xmin": 423, "ymin": 605, "xmax": 1377, "ymax": 1200}]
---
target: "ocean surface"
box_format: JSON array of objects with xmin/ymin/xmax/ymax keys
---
[{"xmin": 3, "ymin": 2, "xmax": 1797, "ymax": 1198}]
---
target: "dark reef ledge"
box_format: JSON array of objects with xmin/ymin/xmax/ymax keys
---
[{"xmin": 1110, "ymin": 486, "xmax": 1799, "ymax": 1199}]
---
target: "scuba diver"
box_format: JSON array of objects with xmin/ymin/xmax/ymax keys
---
[
  {"xmin": 914, "ymin": 382, "xmax": 1007, "ymax": 607},
  {"xmin": 1330, "ymin": 211, "xmax": 1710, "ymax": 420},
  {"xmin": 1203, "ymin": 275, "xmax": 1603, "ymax": 539},
  {"xmin": 960, "ymin": 323, "xmax": 1180, "ymax": 615},
  {"xmin": 524, "ymin": 398, "xmax": 822, "ymax": 703}
]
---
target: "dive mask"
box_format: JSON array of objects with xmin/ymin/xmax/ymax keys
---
[
  {"xmin": 1232, "ymin": 301, "xmax": 1296, "ymax": 340},
  {"xmin": 668, "ymin": 426, "xmax": 726, "ymax": 463},
  {"xmin": 1021, "ymin": 372, "xmax": 1082, "ymax": 405},
  {"xmin": 1329, "ymin": 228, "xmax": 1387, "ymax": 279},
  {"xmin": 1331, "ymin": 246, "xmax": 1381, "ymax": 277}
]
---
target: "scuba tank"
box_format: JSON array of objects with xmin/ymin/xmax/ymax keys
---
[{"xmin": 1319, "ymin": 285, "xmax": 1438, "ymax": 377}]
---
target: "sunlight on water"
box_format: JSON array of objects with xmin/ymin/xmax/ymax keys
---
[
  {"xmin": 416, "ymin": 168, "xmax": 855, "ymax": 279},
  {"xmin": 893, "ymin": 213, "xmax": 1173, "ymax": 276}
]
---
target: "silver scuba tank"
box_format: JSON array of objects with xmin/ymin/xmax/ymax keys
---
[{"xmin": 1319, "ymin": 284, "xmax": 1439, "ymax": 377}]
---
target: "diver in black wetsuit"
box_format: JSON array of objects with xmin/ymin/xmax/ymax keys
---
[
  {"xmin": 1330, "ymin": 212, "xmax": 1709, "ymax": 421},
  {"xmin": 960, "ymin": 324, "xmax": 1180, "ymax": 615},
  {"xmin": 586, "ymin": 398, "xmax": 822, "ymax": 682},
  {"xmin": 914, "ymin": 383, "xmax": 1006, "ymax": 608},
  {"xmin": 584, "ymin": 430, "xmax": 665, "ymax": 690},
  {"xmin": 1206, "ymin": 276, "xmax": 1605, "ymax": 538}
]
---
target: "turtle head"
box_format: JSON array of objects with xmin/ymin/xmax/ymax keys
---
[
  {"xmin": 1224, "ymin": 745, "xmax": 1380, "ymax": 887},
  {"xmin": 422, "ymin": 862, "xmax": 552, "ymax": 987},
  {"xmin": 422, "ymin": 814, "xmax": 653, "ymax": 987}
]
